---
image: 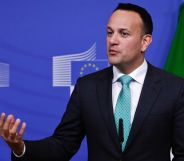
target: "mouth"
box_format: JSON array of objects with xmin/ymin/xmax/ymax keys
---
[{"xmin": 109, "ymin": 49, "xmax": 119, "ymax": 55}]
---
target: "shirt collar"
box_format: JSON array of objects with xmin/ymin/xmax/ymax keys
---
[{"xmin": 112, "ymin": 59, "xmax": 148, "ymax": 85}]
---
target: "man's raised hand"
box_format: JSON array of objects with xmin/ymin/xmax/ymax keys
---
[{"xmin": 0, "ymin": 113, "xmax": 26, "ymax": 156}]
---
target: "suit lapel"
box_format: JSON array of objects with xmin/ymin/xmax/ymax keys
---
[
  {"xmin": 125, "ymin": 64, "xmax": 163, "ymax": 151},
  {"xmin": 96, "ymin": 64, "xmax": 163, "ymax": 152},
  {"xmin": 96, "ymin": 67, "xmax": 121, "ymax": 150}
]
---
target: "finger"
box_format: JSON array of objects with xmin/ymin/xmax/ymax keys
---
[
  {"xmin": 9, "ymin": 119, "xmax": 21, "ymax": 140},
  {"xmin": 9, "ymin": 117, "xmax": 15, "ymax": 130},
  {"xmin": 16, "ymin": 122, "xmax": 26, "ymax": 141},
  {"xmin": 0, "ymin": 113, "xmax": 6, "ymax": 136},
  {"xmin": 3, "ymin": 115, "xmax": 14, "ymax": 138},
  {"xmin": 0, "ymin": 113, "xmax": 6, "ymax": 128}
]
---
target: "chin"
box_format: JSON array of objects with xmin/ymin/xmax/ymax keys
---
[
  {"xmin": 108, "ymin": 60, "xmax": 121, "ymax": 66},
  {"xmin": 108, "ymin": 57, "xmax": 122, "ymax": 65}
]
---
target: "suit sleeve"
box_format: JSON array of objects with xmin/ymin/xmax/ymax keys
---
[
  {"xmin": 172, "ymin": 83, "xmax": 184, "ymax": 160},
  {"xmin": 12, "ymin": 78, "xmax": 85, "ymax": 161}
]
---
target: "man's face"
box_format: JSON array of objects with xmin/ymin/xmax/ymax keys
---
[{"xmin": 106, "ymin": 10, "xmax": 151, "ymax": 73}]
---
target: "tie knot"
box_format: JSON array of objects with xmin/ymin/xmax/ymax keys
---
[{"xmin": 119, "ymin": 75, "xmax": 132, "ymax": 85}]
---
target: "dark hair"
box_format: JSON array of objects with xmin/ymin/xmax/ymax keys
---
[{"xmin": 114, "ymin": 3, "xmax": 153, "ymax": 35}]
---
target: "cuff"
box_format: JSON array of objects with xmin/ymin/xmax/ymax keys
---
[{"xmin": 13, "ymin": 144, "xmax": 26, "ymax": 158}]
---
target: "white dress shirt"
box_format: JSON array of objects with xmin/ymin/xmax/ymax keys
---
[{"xmin": 112, "ymin": 59, "xmax": 148, "ymax": 124}]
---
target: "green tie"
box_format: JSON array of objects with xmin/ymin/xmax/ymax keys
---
[{"xmin": 114, "ymin": 75, "xmax": 132, "ymax": 151}]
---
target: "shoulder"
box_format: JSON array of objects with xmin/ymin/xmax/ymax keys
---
[
  {"xmin": 148, "ymin": 63, "xmax": 184, "ymax": 86},
  {"xmin": 72, "ymin": 66, "xmax": 113, "ymax": 93}
]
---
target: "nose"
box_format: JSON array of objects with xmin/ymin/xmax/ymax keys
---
[{"xmin": 108, "ymin": 33, "xmax": 119, "ymax": 45}]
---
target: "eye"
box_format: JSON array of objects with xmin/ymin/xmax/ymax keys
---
[
  {"xmin": 107, "ymin": 30, "xmax": 113, "ymax": 37},
  {"xmin": 120, "ymin": 31, "xmax": 129, "ymax": 38}
]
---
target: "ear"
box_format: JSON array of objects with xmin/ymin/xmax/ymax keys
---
[{"xmin": 141, "ymin": 34, "xmax": 152, "ymax": 53}]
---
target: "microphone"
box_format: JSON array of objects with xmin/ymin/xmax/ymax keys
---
[{"xmin": 119, "ymin": 118, "xmax": 124, "ymax": 145}]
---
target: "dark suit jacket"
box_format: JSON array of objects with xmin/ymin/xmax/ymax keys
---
[{"xmin": 12, "ymin": 63, "xmax": 184, "ymax": 161}]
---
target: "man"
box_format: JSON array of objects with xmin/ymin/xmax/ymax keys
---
[{"xmin": 1, "ymin": 3, "xmax": 184, "ymax": 161}]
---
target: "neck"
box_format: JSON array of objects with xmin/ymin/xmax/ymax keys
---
[{"xmin": 115, "ymin": 59, "xmax": 144, "ymax": 74}]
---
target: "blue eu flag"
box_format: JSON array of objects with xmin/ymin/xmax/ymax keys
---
[{"xmin": 71, "ymin": 60, "xmax": 109, "ymax": 85}]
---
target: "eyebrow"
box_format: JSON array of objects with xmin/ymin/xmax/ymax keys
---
[
  {"xmin": 107, "ymin": 26, "xmax": 129, "ymax": 32},
  {"xmin": 106, "ymin": 26, "xmax": 114, "ymax": 30}
]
